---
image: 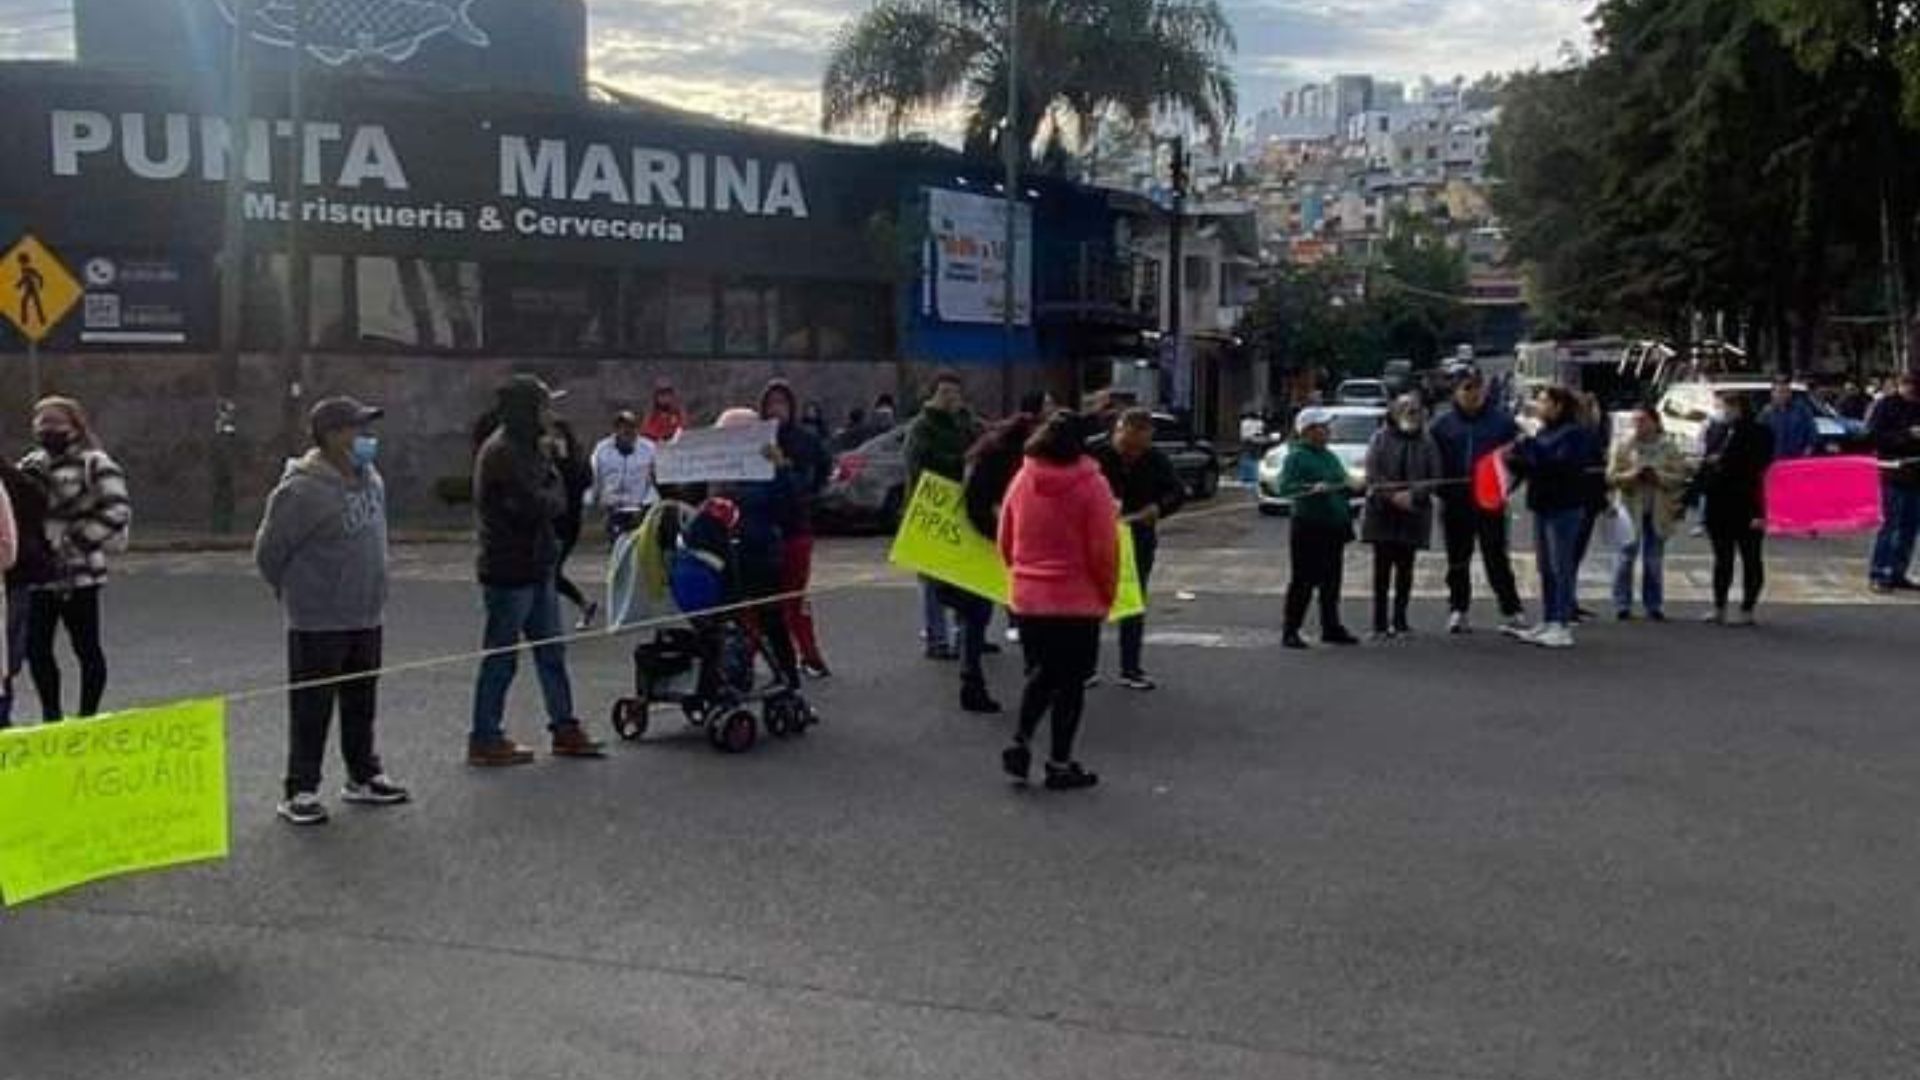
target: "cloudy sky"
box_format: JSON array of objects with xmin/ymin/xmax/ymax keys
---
[{"xmin": 1, "ymin": 0, "xmax": 1594, "ymax": 134}]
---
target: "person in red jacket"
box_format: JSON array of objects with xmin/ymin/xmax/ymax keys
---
[{"xmin": 996, "ymin": 411, "xmax": 1118, "ymax": 791}]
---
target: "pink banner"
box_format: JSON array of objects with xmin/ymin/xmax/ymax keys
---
[{"xmin": 1766, "ymin": 456, "xmax": 1884, "ymax": 536}]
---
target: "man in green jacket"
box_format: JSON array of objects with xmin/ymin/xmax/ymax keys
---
[
  {"xmin": 902, "ymin": 370, "xmax": 982, "ymax": 659},
  {"xmin": 1279, "ymin": 408, "xmax": 1362, "ymax": 649}
]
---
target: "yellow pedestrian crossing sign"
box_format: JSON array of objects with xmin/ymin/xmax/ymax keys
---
[{"xmin": 2, "ymin": 234, "xmax": 81, "ymax": 344}]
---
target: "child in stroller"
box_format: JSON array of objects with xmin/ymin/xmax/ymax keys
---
[{"xmin": 609, "ymin": 498, "xmax": 817, "ymax": 752}]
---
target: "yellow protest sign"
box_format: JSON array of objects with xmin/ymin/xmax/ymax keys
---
[
  {"xmin": 890, "ymin": 473, "xmax": 1147, "ymax": 622},
  {"xmin": 1, "ymin": 234, "xmax": 83, "ymax": 343},
  {"xmin": 890, "ymin": 473, "xmax": 1011, "ymax": 605},
  {"xmin": 0, "ymin": 698, "xmax": 229, "ymax": 906}
]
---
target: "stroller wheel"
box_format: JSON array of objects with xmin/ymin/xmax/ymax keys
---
[
  {"xmin": 719, "ymin": 708, "xmax": 758, "ymax": 754},
  {"xmin": 611, "ymin": 697, "xmax": 649, "ymax": 742},
  {"xmin": 764, "ymin": 706, "xmax": 791, "ymax": 738}
]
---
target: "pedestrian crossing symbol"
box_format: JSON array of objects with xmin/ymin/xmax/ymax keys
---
[{"xmin": 1, "ymin": 234, "xmax": 81, "ymax": 344}]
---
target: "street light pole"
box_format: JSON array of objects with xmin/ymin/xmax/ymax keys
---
[
  {"xmin": 1165, "ymin": 135, "xmax": 1187, "ymax": 412},
  {"xmin": 213, "ymin": 0, "xmax": 254, "ymax": 535},
  {"xmin": 1000, "ymin": 0, "xmax": 1019, "ymax": 416},
  {"xmin": 283, "ymin": 0, "xmax": 312, "ymax": 456}
]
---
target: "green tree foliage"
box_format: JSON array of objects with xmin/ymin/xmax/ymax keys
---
[
  {"xmin": 820, "ymin": 0, "xmax": 1238, "ymax": 165},
  {"xmin": 1493, "ymin": 0, "xmax": 1920, "ymax": 370}
]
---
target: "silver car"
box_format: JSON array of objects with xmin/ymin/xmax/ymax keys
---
[
  {"xmin": 815, "ymin": 425, "xmax": 909, "ymax": 533},
  {"xmin": 1256, "ymin": 407, "xmax": 1387, "ymax": 515}
]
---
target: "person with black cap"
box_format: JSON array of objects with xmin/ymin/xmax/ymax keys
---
[
  {"xmin": 254, "ymin": 396, "xmax": 407, "ymax": 826},
  {"xmin": 469, "ymin": 375, "xmax": 606, "ymax": 767}
]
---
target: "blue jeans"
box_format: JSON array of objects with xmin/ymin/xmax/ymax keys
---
[
  {"xmin": 0, "ymin": 584, "xmax": 29, "ymax": 726},
  {"xmin": 920, "ymin": 577, "xmax": 952, "ymax": 649},
  {"xmin": 1612, "ymin": 511, "xmax": 1667, "ymax": 615},
  {"xmin": 1533, "ymin": 508, "xmax": 1585, "ymax": 626},
  {"xmin": 471, "ymin": 582, "xmax": 575, "ymax": 744},
  {"xmin": 1870, "ymin": 484, "xmax": 1920, "ymax": 585}
]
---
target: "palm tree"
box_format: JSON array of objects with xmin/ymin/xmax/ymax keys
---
[{"xmin": 821, "ymin": 0, "xmax": 1237, "ymax": 166}]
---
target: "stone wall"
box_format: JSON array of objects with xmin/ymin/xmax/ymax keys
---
[{"xmin": 1, "ymin": 351, "xmax": 1058, "ymax": 530}]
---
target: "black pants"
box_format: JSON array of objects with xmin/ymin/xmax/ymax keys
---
[
  {"xmin": 286, "ymin": 628, "xmax": 384, "ymax": 798},
  {"xmin": 1285, "ymin": 521, "xmax": 1350, "ymax": 636},
  {"xmin": 1116, "ymin": 525, "xmax": 1157, "ymax": 677},
  {"xmin": 743, "ymin": 558, "xmax": 800, "ymax": 689},
  {"xmin": 1440, "ymin": 503, "xmax": 1524, "ymax": 617},
  {"xmin": 555, "ymin": 523, "xmax": 589, "ymax": 612},
  {"xmin": 1708, "ymin": 523, "xmax": 1765, "ymax": 612},
  {"xmin": 1015, "ymin": 616, "xmax": 1100, "ymax": 765},
  {"xmin": 1372, "ymin": 542, "xmax": 1417, "ymax": 632},
  {"xmin": 940, "ymin": 586, "xmax": 994, "ymax": 687},
  {"xmin": 28, "ymin": 586, "xmax": 107, "ymax": 721}
]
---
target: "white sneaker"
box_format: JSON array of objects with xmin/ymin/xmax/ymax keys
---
[
  {"xmin": 1499, "ymin": 617, "xmax": 1536, "ymax": 639},
  {"xmin": 1535, "ymin": 623, "xmax": 1575, "ymax": 649},
  {"xmin": 1447, "ymin": 611, "xmax": 1471, "ymax": 635},
  {"xmin": 341, "ymin": 774, "xmax": 411, "ymax": 806},
  {"xmin": 276, "ymin": 791, "xmax": 329, "ymax": 826}
]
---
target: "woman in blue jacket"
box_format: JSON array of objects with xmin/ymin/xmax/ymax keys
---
[{"xmin": 1507, "ymin": 387, "xmax": 1594, "ymax": 649}]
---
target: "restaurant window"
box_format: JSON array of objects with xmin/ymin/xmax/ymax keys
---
[
  {"xmin": 720, "ymin": 280, "xmax": 768, "ymax": 356},
  {"xmin": 815, "ymin": 284, "xmax": 889, "ymax": 360},
  {"xmin": 665, "ymin": 273, "xmax": 715, "ymax": 355},
  {"xmin": 356, "ymin": 258, "xmax": 483, "ymax": 350},
  {"xmin": 239, "ymin": 253, "xmax": 351, "ymax": 350},
  {"xmin": 484, "ymin": 264, "xmax": 616, "ymax": 353}
]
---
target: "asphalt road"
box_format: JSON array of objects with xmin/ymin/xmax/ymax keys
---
[{"xmin": 2, "ymin": 517, "xmax": 1918, "ymax": 1080}]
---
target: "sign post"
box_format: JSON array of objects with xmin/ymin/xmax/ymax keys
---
[{"xmin": 1, "ymin": 233, "xmax": 83, "ymax": 403}]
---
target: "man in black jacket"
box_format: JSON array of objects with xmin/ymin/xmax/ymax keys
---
[
  {"xmin": 468, "ymin": 375, "xmax": 606, "ymax": 766},
  {"xmin": 1869, "ymin": 372, "xmax": 1920, "ymax": 593},
  {"xmin": 1093, "ymin": 409, "xmax": 1184, "ymax": 690}
]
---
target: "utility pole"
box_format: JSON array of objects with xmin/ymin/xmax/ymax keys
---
[
  {"xmin": 283, "ymin": 0, "xmax": 312, "ymax": 456},
  {"xmin": 1164, "ymin": 135, "xmax": 1188, "ymax": 412},
  {"xmin": 213, "ymin": 0, "xmax": 254, "ymax": 535},
  {"xmin": 999, "ymin": 0, "xmax": 1020, "ymax": 416}
]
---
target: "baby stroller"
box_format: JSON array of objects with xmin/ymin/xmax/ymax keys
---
[{"xmin": 607, "ymin": 499, "xmax": 818, "ymax": 753}]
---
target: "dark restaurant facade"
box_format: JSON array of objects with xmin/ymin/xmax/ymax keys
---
[{"xmin": 0, "ymin": 0, "xmax": 1158, "ymax": 526}]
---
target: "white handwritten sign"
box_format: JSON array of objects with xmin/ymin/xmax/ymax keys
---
[{"xmin": 655, "ymin": 420, "xmax": 779, "ymax": 485}]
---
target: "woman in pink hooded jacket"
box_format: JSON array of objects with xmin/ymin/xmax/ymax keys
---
[{"xmin": 996, "ymin": 412, "xmax": 1118, "ymax": 791}]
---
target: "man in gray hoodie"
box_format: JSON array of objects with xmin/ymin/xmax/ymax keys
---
[{"xmin": 254, "ymin": 397, "xmax": 407, "ymax": 826}]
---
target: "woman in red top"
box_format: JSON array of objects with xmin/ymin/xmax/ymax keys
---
[{"xmin": 996, "ymin": 412, "xmax": 1119, "ymax": 791}]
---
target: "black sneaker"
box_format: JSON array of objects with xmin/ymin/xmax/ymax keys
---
[
  {"xmin": 1647, "ymin": 611, "xmax": 1667, "ymax": 623},
  {"xmin": 277, "ymin": 791, "xmax": 329, "ymax": 826},
  {"xmin": 1001, "ymin": 742, "xmax": 1032, "ymax": 782},
  {"xmin": 1118, "ymin": 672, "xmax": 1157, "ymax": 691},
  {"xmin": 342, "ymin": 774, "xmax": 411, "ymax": 806},
  {"xmin": 1282, "ymin": 633, "xmax": 1310, "ymax": 650},
  {"xmin": 1894, "ymin": 579, "xmax": 1920, "ymax": 592},
  {"xmin": 1871, "ymin": 581, "xmax": 1898, "ymax": 596},
  {"xmin": 1322, "ymin": 628, "xmax": 1362, "ymax": 646},
  {"xmin": 1043, "ymin": 761, "xmax": 1100, "ymax": 791},
  {"xmin": 1617, "ymin": 610, "xmax": 1633, "ymax": 622}
]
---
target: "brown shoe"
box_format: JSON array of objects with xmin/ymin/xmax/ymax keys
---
[
  {"xmin": 550, "ymin": 723, "xmax": 607, "ymax": 759},
  {"xmin": 467, "ymin": 739, "xmax": 536, "ymax": 768}
]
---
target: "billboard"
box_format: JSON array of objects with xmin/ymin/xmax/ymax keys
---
[
  {"xmin": 74, "ymin": 0, "xmax": 587, "ymax": 99},
  {"xmin": 0, "ymin": 68, "xmax": 897, "ymax": 281},
  {"xmin": 926, "ymin": 187, "xmax": 1031, "ymax": 326}
]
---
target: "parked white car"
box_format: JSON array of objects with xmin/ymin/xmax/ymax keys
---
[
  {"xmin": 1656, "ymin": 381, "xmax": 1863, "ymax": 457},
  {"xmin": 1335, "ymin": 379, "xmax": 1390, "ymax": 406},
  {"xmin": 1256, "ymin": 407, "xmax": 1387, "ymax": 515}
]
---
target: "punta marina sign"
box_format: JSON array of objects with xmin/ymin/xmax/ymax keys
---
[{"xmin": 46, "ymin": 109, "xmax": 812, "ymax": 248}]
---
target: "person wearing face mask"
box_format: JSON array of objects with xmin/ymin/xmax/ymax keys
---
[
  {"xmin": 254, "ymin": 397, "xmax": 408, "ymax": 826},
  {"xmin": 1361, "ymin": 396, "xmax": 1442, "ymax": 640},
  {"xmin": 589, "ymin": 410, "xmax": 658, "ymax": 542},
  {"xmin": 20, "ymin": 396, "xmax": 131, "ymax": 721},
  {"xmin": 1279, "ymin": 408, "xmax": 1364, "ymax": 649}
]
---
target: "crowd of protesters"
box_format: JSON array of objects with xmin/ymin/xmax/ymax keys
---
[{"xmin": 1, "ymin": 363, "xmax": 1917, "ymax": 824}]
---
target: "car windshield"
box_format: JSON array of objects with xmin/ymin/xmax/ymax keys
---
[{"xmin": 1327, "ymin": 415, "xmax": 1383, "ymax": 443}]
